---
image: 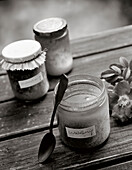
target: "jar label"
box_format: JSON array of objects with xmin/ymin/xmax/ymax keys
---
[
  {"xmin": 18, "ymin": 72, "xmax": 43, "ymax": 89},
  {"xmin": 66, "ymin": 125, "xmax": 96, "ymax": 139}
]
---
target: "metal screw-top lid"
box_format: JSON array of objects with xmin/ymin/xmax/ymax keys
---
[{"xmin": 33, "ymin": 17, "xmax": 67, "ymax": 38}]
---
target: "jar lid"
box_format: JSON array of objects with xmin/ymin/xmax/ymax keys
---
[
  {"xmin": 33, "ymin": 17, "xmax": 67, "ymax": 37},
  {"xmin": 1, "ymin": 40, "xmax": 46, "ymax": 70},
  {"xmin": 2, "ymin": 40, "xmax": 41, "ymax": 63}
]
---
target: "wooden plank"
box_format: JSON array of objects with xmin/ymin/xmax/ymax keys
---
[
  {"xmin": 1, "ymin": 44, "xmax": 132, "ymax": 103},
  {"xmin": 1, "ymin": 46, "xmax": 132, "ymax": 140},
  {"xmin": 1, "ymin": 25, "xmax": 132, "ymax": 75},
  {"xmin": 0, "ymin": 92, "xmax": 55, "ymax": 140},
  {"xmin": 99, "ymin": 160, "xmax": 132, "ymax": 170},
  {"xmin": 0, "ymin": 55, "xmax": 5, "ymax": 75},
  {"xmin": 0, "ymin": 74, "xmax": 60, "ymax": 102},
  {"xmin": 1, "ymin": 44, "xmax": 132, "ymax": 102},
  {"xmin": 0, "ymin": 75, "xmax": 15, "ymax": 101},
  {"xmin": 71, "ymin": 25, "xmax": 132, "ymax": 58},
  {"xmin": 1, "ymin": 25, "xmax": 132, "ymax": 170},
  {"xmin": 0, "ymin": 119, "xmax": 132, "ymax": 169}
]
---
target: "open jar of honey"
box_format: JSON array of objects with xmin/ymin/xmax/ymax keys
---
[
  {"xmin": 54, "ymin": 74, "xmax": 110, "ymax": 149},
  {"xmin": 33, "ymin": 17, "xmax": 73, "ymax": 76},
  {"xmin": 1, "ymin": 40, "xmax": 49, "ymax": 101}
]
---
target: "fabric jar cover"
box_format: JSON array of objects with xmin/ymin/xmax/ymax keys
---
[{"xmin": 0, "ymin": 39, "xmax": 46, "ymax": 70}]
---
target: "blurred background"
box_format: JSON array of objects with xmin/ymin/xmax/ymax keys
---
[{"xmin": 0, "ymin": 0, "xmax": 132, "ymax": 53}]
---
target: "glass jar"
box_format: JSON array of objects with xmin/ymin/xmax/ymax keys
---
[
  {"xmin": 1, "ymin": 40, "xmax": 49, "ymax": 101},
  {"xmin": 54, "ymin": 75, "xmax": 110, "ymax": 149},
  {"xmin": 33, "ymin": 17, "xmax": 73, "ymax": 76}
]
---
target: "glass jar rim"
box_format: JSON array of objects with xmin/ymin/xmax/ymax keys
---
[
  {"xmin": 33, "ymin": 17, "xmax": 67, "ymax": 38},
  {"xmin": 54, "ymin": 74, "xmax": 106, "ymax": 110},
  {"xmin": 33, "ymin": 17, "xmax": 67, "ymax": 36}
]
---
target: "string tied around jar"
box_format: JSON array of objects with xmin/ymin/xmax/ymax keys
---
[{"xmin": 0, "ymin": 47, "xmax": 48, "ymax": 71}]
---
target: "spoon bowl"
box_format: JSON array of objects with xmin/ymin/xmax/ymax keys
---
[
  {"xmin": 38, "ymin": 133, "xmax": 56, "ymax": 163},
  {"xmin": 38, "ymin": 74, "xmax": 68, "ymax": 164}
]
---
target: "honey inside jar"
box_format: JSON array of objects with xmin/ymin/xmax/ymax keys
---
[
  {"xmin": 1, "ymin": 40, "xmax": 49, "ymax": 101},
  {"xmin": 33, "ymin": 17, "xmax": 73, "ymax": 76},
  {"xmin": 55, "ymin": 75, "xmax": 110, "ymax": 149}
]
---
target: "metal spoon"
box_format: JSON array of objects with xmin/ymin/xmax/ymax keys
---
[{"xmin": 38, "ymin": 74, "xmax": 68, "ymax": 164}]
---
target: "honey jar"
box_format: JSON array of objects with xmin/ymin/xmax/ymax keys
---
[
  {"xmin": 1, "ymin": 40, "xmax": 49, "ymax": 101},
  {"xmin": 54, "ymin": 75, "xmax": 110, "ymax": 149},
  {"xmin": 33, "ymin": 17, "xmax": 73, "ymax": 76}
]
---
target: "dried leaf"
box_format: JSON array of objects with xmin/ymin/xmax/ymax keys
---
[
  {"xmin": 103, "ymin": 75, "xmax": 118, "ymax": 85},
  {"xmin": 122, "ymin": 68, "xmax": 127, "ymax": 78},
  {"xmin": 119, "ymin": 57, "xmax": 129, "ymax": 68},
  {"xmin": 112, "ymin": 104, "xmax": 129, "ymax": 122},
  {"xmin": 129, "ymin": 78, "xmax": 132, "ymax": 87},
  {"xmin": 114, "ymin": 80, "xmax": 131, "ymax": 96},
  {"xmin": 124, "ymin": 67, "xmax": 131, "ymax": 80},
  {"xmin": 122, "ymin": 67, "xmax": 131, "ymax": 80},
  {"xmin": 112, "ymin": 95, "xmax": 132, "ymax": 123},
  {"xmin": 107, "ymin": 85, "xmax": 114, "ymax": 91},
  {"xmin": 104, "ymin": 75, "xmax": 123, "ymax": 85},
  {"xmin": 118, "ymin": 95, "xmax": 130, "ymax": 107},
  {"xmin": 109, "ymin": 64, "xmax": 122, "ymax": 74},
  {"xmin": 108, "ymin": 89, "xmax": 119, "ymax": 110},
  {"xmin": 108, "ymin": 75, "xmax": 121, "ymax": 84},
  {"xmin": 129, "ymin": 60, "xmax": 132, "ymax": 70},
  {"xmin": 101, "ymin": 70, "xmax": 116, "ymax": 79}
]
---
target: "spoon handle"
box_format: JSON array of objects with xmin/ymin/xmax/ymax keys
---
[
  {"xmin": 50, "ymin": 74, "xmax": 68, "ymax": 133},
  {"xmin": 49, "ymin": 102, "xmax": 59, "ymax": 133}
]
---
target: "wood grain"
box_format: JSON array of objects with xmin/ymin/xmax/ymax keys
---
[
  {"xmin": 1, "ymin": 25, "xmax": 132, "ymax": 74},
  {"xmin": 100, "ymin": 160, "xmax": 132, "ymax": 170},
  {"xmin": 1, "ymin": 26, "xmax": 132, "ymax": 169},
  {"xmin": 1, "ymin": 44, "xmax": 132, "ymax": 102},
  {"xmin": 0, "ymin": 92, "xmax": 56, "ymax": 140},
  {"xmin": 71, "ymin": 25, "xmax": 132, "ymax": 58},
  {"xmin": 0, "ymin": 75, "xmax": 14, "ymax": 101},
  {"xmin": 1, "ymin": 46, "xmax": 132, "ymax": 140},
  {"xmin": 0, "ymin": 119, "xmax": 132, "ymax": 169}
]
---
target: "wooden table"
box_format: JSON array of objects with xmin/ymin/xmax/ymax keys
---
[{"xmin": 1, "ymin": 25, "xmax": 132, "ymax": 170}]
